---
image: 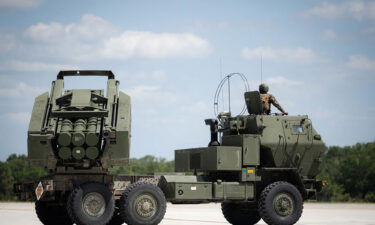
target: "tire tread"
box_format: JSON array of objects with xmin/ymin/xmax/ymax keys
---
[
  {"xmin": 119, "ymin": 182, "xmax": 166, "ymax": 225},
  {"xmin": 221, "ymin": 202, "xmax": 261, "ymax": 225},
  {"xmin": 258, "ymin": 181, "xmax": 303, "ymax": 225}
]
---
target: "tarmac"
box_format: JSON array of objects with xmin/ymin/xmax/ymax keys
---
[{"xmin": 0, "ymin": 202, "xmax": 374, "ymax": 225}]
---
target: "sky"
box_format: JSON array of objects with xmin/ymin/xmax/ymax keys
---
[{"xmin": 0, "ymin": 0, "xmax": 374, "ymax": 161}]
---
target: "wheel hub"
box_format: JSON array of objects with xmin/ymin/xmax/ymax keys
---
[
  {"xmin": 273, "ymin": 193, "xmax": 294, "ymax": 217},
  {"xmin": 134, "ymin": 194, "xmax": 157, "ymax": 218},
  {"xmin": 82, "ymin": 192, "xmax": 106, "ymax": 217}
]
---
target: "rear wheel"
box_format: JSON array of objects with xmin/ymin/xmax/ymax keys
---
[
  {"xmin": 107, "ymin": 200, "xmax": 125, "ymax": 225},
  {"xmin": 35, "ymin": 201, "xmax": 73, "ymax": 225},
  {"xmin": 258, "ymin": 181, "xmax": 303, "ymax": 225},
  {"xmin": 221, "ymin": 202, "xmax": 261, "ymax": 225},
  {"xmin": 119, "ymin": 182, "xmax": 166, "ymax": 225},
  {"xmin": 67, "ymin": 182, "xmax": 115, "ymax": 225}
]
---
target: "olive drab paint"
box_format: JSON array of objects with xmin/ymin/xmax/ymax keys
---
[
  {"xmin": 162, "ymin": 90, "xmax": 325, "ymax": 204},
  {"xmin": 27, "ymin": 70, "xmax": 131, "ymax": 171},
  {"xmin": 15, "ymin": 71, "xmax": 326, "ymax": 225}
]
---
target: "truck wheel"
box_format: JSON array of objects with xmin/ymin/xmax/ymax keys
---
[
  {"xmin": 67, "ymin": 182, "xmax": 115, "ymax": 225},
  {"xmin": 221, "ymin": 202, "xmax": 261, "ymax": 225},
  {"xmin": 119, "ymin": 182, "xmax": 166, "ymax": 225},
  {"xmin": 107, "ymin": 200, "xmax": 125, "ymax": 225},
  {"xmin": 258, "ymin": 181, "xmax": 303, "ymax": 225},
  {"xmin": 35, "ymin": 201, "xmax": 73, "ymax": 225}
]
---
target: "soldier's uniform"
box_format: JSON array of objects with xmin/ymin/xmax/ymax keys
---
[
  {"xmin": 260, "ymin": 93, "xmax": 287, "ymax": 115},
  {"xmin": 259, "ymin": 83, "xmax": 288, "ymax": 115}
]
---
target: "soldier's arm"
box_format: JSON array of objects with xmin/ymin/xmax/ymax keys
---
[{"xmin": 270, "ymin": 95, "xmax": 288, "ymax": 115}]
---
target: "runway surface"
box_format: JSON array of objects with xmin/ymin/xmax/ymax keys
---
[{"xmin": 0, "ymin": 202, "xmax": 374, "ymax": 225}]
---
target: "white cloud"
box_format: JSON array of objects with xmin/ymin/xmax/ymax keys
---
[
  {"xmin": 265, "ymin": 76, "xmax": 303, "ymax": 86},
  {"xmin": 305, "ymin": 0, "xmax": 375, "ymax": 21},
  {"xmin": 22, "ymin": 14, "xmax": 211, "ymax": 61},
  {"xmin": 6, "ymin": 112, "xmax": 31, "ymax": 124},
  {"xmin": 242, "ymin": 46, "xmax": 317, "ymax": 64},
  {"xmin": 322, "ymin": 29, "xmax": 337, "ymax": 40},
  {"xmin": 347, "ymin": 55, "xmax": 375, "ymax": 70},
  {"xmin": 0, "ymin": 82, "xmax": 46, "ymax": 97},
  {"xmin": 0, "ymin": 60, "xmax": 77, "ymax": 72},
  {"xmin": 25, "ymin": 14, "xmax": 117, "ymax": 42},
  {"xmin": 0, "ymin": 0, "xmax": 41, "ymax": 11},
  {"xmin": 101, "ymin": 31, "xmax": 211, "ymax": 59}
]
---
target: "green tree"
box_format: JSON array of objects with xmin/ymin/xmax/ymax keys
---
[
  {"xmin": 110, "ymin": 155, "xmax": 174, "ymax": 175},
  {"xmin": 318, "ymin": 142, "xmax": 375, "ymax": 202},
  {"xmin": 335, "ymin": 143, "xmax": 375, "ymax": 200},
  {"xmin": 6, "ymin": 154, "xmax": 46, "ymax": 183},
  {"xmin": 0, "ymin": 162, "xmax": 14, "ymax": 200}
]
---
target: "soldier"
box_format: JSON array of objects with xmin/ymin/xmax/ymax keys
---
[{"xmin": 259, "ymin": 83, "xmax": 288, "ymax": 115}]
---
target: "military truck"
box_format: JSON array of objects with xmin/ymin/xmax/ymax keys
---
[
  {"xmin": 15, "ymin": 70, "xmax": 325, "ymax": 225},
  {"xmin": 159, "ymin": 90, "xmax": 326, "ymax": 225},
  {"xmin": 14, "ymin": 71, "xmax": 167, "ymax": 225}
]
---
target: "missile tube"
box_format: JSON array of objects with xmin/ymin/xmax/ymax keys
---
[
  {"xmin": 72, "ymin": 119, "xmax": 86, "ymax": 146},
  {"xmin": 85, "ymin": 117, "xmax": 99, "ymax": 146},
  {"xmin": 57, "ymin": 119, "xmax": 73, "ymax": 146}
]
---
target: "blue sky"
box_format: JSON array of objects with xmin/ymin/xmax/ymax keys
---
[{"xmin": 0, "ymin": 0, "xmax": 374, "ymax": 161}]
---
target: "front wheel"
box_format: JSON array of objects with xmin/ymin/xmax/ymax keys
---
[
  {"xmin": 67, "ymin": 182, "xmax": 115, "ymax": 225},
  {"xmin": 119, "ymin": 182, "xmax": 167, "ymax": 225},
  {"xmin": 258, "ymin": 181, "xmax": 303, "ymax": 225}
]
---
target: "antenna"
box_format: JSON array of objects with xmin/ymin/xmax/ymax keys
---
[
  {"xmin": 227, "ymin": 74, "xmax": 231, "ymax": 113},
  {"xmin": 260, "ymin": 54, "xmax": 263, "ymax": 83},
  {"xmin": 220, "ymin": 57, "xmax": 224, "ymax": 111},
  {"xmin": 214, "ymin": 73, "xmax": 249, "ymax": 117}
]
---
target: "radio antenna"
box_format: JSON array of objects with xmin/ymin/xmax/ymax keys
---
[
  {"xmin": 228, "ymin": 74, "xmax": 231, "ymax": 113},
  {"xmin": 214, "ymin": 73, "xmax": 249, "ymax": 117},
  {"xmin": 220, "ymin": 57, "xmax": 224, "ymax": 111},
  {"xmin": 260, "ymin": 54, "xmax": 263, "ymax": 83}
]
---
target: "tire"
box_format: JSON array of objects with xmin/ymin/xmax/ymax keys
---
[
  {"xmin": 35, "ymin": 201, "xmax": 73, "ymax": 225},
  {"xmin": 67, "ymin": 182, "xmax": 115, "ymax": 225},
  {"xmin": 119, "ymin": 182, "xmax": 167, "ymax": 225},
  {"xmin": 107, "ymin": 200, "xmax": 125, "ymax": 225},
  {"xmin": 221, "ymin": 202, "xmax": 261, "ymax": 225},
  {"xmin": 258, "ymin": 181, "xmax": 303, "ymax": 225}
]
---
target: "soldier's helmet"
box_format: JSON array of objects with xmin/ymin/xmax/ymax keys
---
[{"xmin": 259, "ymin": 83, "xmax": 269, "ymax": 94}]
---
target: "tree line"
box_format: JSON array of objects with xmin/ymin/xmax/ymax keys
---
[{"xmin": 0, "ymin": 142, "xmax": 374, "ymax": 202}]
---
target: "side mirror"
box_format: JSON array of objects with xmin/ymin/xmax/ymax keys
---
[{"xmin": 205, "ymin": 119, "xmax": 220, "ymax": 147}]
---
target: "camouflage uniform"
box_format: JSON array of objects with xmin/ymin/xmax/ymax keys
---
[
  {"xmin": 260, "ymin": 93, "xmax": 287, "ymax": 115},
  {"xmin": 259, "ymin": 83, "xmax": 288, "ymax": 115}
]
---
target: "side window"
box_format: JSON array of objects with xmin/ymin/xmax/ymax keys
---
[{"xmin": 292, "ymin": 125, "xmax": 304, "ymax": 134}]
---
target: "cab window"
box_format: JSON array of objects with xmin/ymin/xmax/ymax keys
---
[{"xmin": 292, "ymin": 125, "xmax": 304, "ymax": 134}]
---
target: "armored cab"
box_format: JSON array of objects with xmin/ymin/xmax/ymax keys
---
[
  {"xmin": 161, "ymin": 91, "xmax": 326, "ymax": 225},
  {"xmin": 28, "ymin": 70, "xmax": 131, "ymax": 172}
]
